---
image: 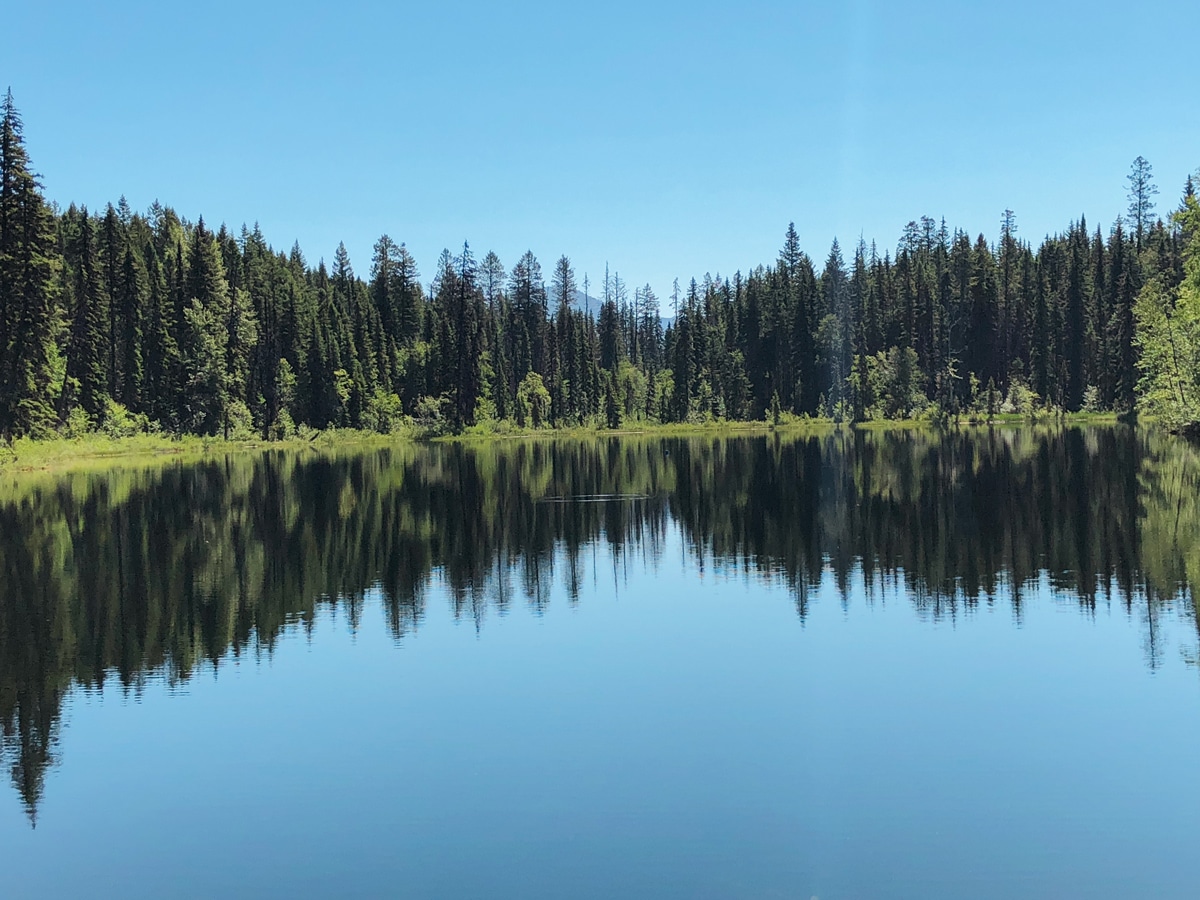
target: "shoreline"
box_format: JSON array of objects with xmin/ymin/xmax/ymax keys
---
[{"xmin": 0, "ymin": 411, "xmax": 1131, "ymax": 474}]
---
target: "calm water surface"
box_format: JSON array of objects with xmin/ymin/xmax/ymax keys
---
[{"xmin": 1, "ymin": 426, "xmax": 1198, "ymax": 898}]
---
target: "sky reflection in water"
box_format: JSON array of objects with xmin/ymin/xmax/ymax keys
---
[{"xmin": 0, "ymin": 426, "xmax": 1197, "ymax": 898}]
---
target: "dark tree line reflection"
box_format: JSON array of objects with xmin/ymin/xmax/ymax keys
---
[{"xmin": 2, "ymin": 426, "xmax": 1198, "ymax": 821}]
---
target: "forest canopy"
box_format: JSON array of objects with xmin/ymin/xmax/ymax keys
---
[{"xmin": 2, "ymin": 91, "xmax": 1198, "ymax": 440}]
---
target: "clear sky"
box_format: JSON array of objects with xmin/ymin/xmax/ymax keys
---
[{"xmin": 7, "ymin": 0, "xmax": 1199, "ymax": 300}]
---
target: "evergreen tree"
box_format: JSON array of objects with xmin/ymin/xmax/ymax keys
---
[
  {"xmin": 0, "ymin": 90, "xmax": 1194, "ymax": 438},
  {"xmin": 116, "ymin": 245, "xmax": 146, "ymax": 411},
  {"xmin": 820, "ymin": 239, "xmax": 850, "ymax": 409},
  {"xmin": 141, "ymin": 239, "xmax": 179, "ymax": 426},
  {"xmin": 1128, "ymin": 156, "xmax": 1159, "ymax": 252},
  {"xmin": 98, "ymin": 204, "xmax": 124, "ymax": 399},
  {"xmin": 65, "ymin": 208, "xmax": 109, "ymax": 421},
  {"xmin": 1134, "ymin": 194, "xmax": 1200, "ymax": 432},
  {"xmin": 0, "ymin": 91, "xmax": 62, "ymax": 436},
  {"xmin": 180, "ymin": 219, "xmax": 235, "ymax": 435},
  {"xmin": 1063, "ymin": 223, "xmax": 1088, "ymax": 410}
]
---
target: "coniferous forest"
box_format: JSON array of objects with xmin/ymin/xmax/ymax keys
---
[{"xmin": 2, "ymin": 90, "xmax": 1199, "ymax": 442}]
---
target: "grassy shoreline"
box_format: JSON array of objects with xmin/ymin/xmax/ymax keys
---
[
  {"xmin": 0, "ymin": 429, "xmax": 411, "ymax": 473},
  {"xmin": 0, "ymin": 411, "xmax": 1137, "ymax": 473}
]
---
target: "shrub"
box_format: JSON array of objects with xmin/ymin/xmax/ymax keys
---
[
  {"xmin": 61, "ymin": 406, "xmax": 92, "ymax": 440},
  {"xmin": 224, "ymin": 400, "xmax": 257, "ymax": 440},
  {"xmin": 270, "ymin": 409, "xmax": 297, "ymax": 441},
  {"xmin": 415, "ymin": 394, "xmax": 451, "ymax": 436},
  {"xmin": 517, "ymin": 372, "xmax": 551, "ymax": 428},
  {"xmin": 102, "ymin": 399, "xmax": 154, "ymax": 439},
  {"xmin": 1003, "ymin": 377, "xmax": 1041, "ymax": 416},
  {"xmin": 365, "ymin": 389, "xmax": 404, "ymax": 434}
]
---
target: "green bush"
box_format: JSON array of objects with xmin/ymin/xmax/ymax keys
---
[
  {"xmin": 102, "ymin": 400, "xmax": 155, "ymax": 439},
  {"xmin": 516, "ymin": 372, "xmax": 551, "ymax": 428},
  {"xmin": 224, "ymin": 400, "xmax": 256, "ymax": 440},
  {"xmin": 61, "ymin": 406, "xmax": 92, "ymax": 440},
  {"xmin": 365, "ymin": 389, "xmax": 404, "ymax": 434},
  {"xmin": 415, "ymin": 394, "xmax": 451, "ymax": 436},
  {"xmin": 270, "ymin": 409, "xmax": 297, "ymax": 441}
]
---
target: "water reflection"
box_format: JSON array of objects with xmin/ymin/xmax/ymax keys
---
[{"xmin": 1, "ymin": 425, "xmax": 1197, "ymax": 822}]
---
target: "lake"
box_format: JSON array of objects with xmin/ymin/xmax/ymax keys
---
[{"xmin": 1, "ymin": 426, "xmax": 1198, "ymax": 898}]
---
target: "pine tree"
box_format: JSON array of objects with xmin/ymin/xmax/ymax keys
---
[
  {"xmin": 141, "ymin": 239, "xmax": 179, "ymax": 427},
  {"xmin": 66, "ymin": 208, "xmax": 109, "ymax": 421},
  {"xmin": 100, "ymin": 204, "xmax": 123, "ymax": 398},
  {"xmin": 1128, "ymin": 156, "xmax": 1159, "ymax": 253},
  {"xmin": 820, "ymin": 239, "xmax": 850, "ymax": 409},
  {"xmin": 1107, "ymin": 220, "xmax": 1139, "ymax": 412},
  {"xmin": 180, "ymin": 218, "xmax": 234, "ymax": 435},
  {"xmin": 550, "ymin": 255, "xmax": 577, "ymax": 420},
  {"xmin": 598, "ymin": 297, "xmax": 621, "ymax": 373},
  {"xmin": 508, "ymin": 250, "xmax": 546, "ymax": 377},
  {"xmin": 0, "ymin": 94, "xmax": 1186, "ymax": 436},
  {"xmin": 371, "ymin": 234, "xmax": 402, "ymax": 338},
  {"xmin": 1063, "ymin": 223, "xmax": 1088, "ymax": 410},
  {"xmin": 116, "ymin": 245, "xmax": 146, "ymax": 411},
  {"xmin": 0, "ymin": 91, "xmax": 62, "ymax": 437},
  {"xmin": 225, "ymin": 286, "xmax": 258, "ymax": 433},
  {"xmin": 394, "ymin": 242, "xmax": 421, "ymax": 345},
  {"xmin": 424, "ymin": 243, "xmax": 483, "ymax": 428}
]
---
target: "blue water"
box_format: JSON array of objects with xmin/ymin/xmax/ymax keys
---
[{"xmin": 1, "ymin": 430, "xmax": 1198, "ymax": 897}]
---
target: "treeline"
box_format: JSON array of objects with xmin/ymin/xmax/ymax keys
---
[
  {"xmin": 2, "ymin": 91, "xmax": 1198, "ymax": 439},
  {"xmin": 3, "ymin": 427, "xmax": 1199, "ymax": 821}
]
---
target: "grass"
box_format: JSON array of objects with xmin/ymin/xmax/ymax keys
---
[
  {"xmin": 0, "ymin": 410, "xmax": 1137, "ymax": 473},
  {"xmin": 0, "ymin": 428, "xmax": 413, "ymax": 473}
]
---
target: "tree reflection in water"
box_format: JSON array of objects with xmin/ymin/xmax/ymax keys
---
[{"xmin": 1, "ymin": 425, "xmax": 1197, "ymax": 822}]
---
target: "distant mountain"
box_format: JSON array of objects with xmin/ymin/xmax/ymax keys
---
[
  {"xmin": 564, "ymin": 291, "xmax": 674, "ymax": 328},
  {"xmin": 565, "ymin": 289, "xmax": 597, "ymax": 315}
]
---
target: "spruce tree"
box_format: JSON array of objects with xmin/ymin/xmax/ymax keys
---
[
  {"xmin": 101, "ymin": 204, "xmax": 123, "ymax": 397},
  {"xmin": 0, "ymin": 91, "xmax": 62, "ymax": 437},
  {"xmin": 142, "ymin": 239, "xmax": 180, "ymax": 427},
  {"xmin": 66, "ymin": 208, "xmax": 109, "ymax": 421},
  {"xmin": 1127, "ymin": 156, "xmax": 1159, "ymax": 253},
  {"xmin": 116, "ymin": 245, "xmax": 146, "ymax": 411},
  {"xmin": 180, "ymin": 218, "xmax": 234, "ymax": 435}
]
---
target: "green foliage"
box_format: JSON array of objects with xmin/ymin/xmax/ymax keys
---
[
  {"xmin": 0, "ymin": 93, "xmax": 1186, "ymax": 439},
  {"xmin": 270, "ymin": 408, "xmax": 297, "ymax": 441},
  {"xmin": 1134, "ymin": 197, "xmax": 1200, "ymax": 433},
  {"xmin": 472, "ymin": 393, "xmax": 498, "ymax": 427},
  {"xmin": 275, "ymin": 358, "xmax": 296, "ymax": 419},
  {"xmin": 223, "ymin": 399, "xmax": 256, "ymax": 440},
  {"xmin": 985, "ymin": 378, "xmax": 1000, "ymax": 418},
  {"xmin": 462, "ymin": 414, "xmax": 518, "ymax": 437},
  {"xmin": 1003, "ymin": 376, "xmax": 1041, "ymax": 416},
  {"xmin": 603, "ymin": 375, "xmax": 621, "ymax": 428},
  {"xmin": 181, "ymin": 298, "xmax": 228, "ymax": 435},
  {"xmin": 516, "ymin": 371, "xmax": 551, "ymax": 428},
  {"xmin": 332, "ymin": 368, "xmax": 353, "ymax": 425},
  {"xmin": 60, "ymin": 405, "xmax": 91, "ymax": 439},
  {"xmin": 652, "ymin": 370, "xmax": 674, "ymax": 423},
  {"xmin": 414, "ymin": 394, "xmax": 450, "ymax": 435},
  {"xmin": 616, "ymin": 360, "xmax": 647, "ymax": 423},
  {"xmin": 0, "ymin": 92, "xmax": 64, "ymax": 438},
  {"xmin": 860, "ymin": 347, "xmax": 926, "ymax": 419},
  {"xmin": 365, "ymin": 389, "xmax": 404, "ymax": 434},
  {"xmin": 101, "ymin": 399, "xmax": 154, "ymax": 438}
]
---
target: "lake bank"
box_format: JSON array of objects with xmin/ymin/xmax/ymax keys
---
[{"xmin": 0, "ymin": 411, "xmax": 1131, "ymax": 473}]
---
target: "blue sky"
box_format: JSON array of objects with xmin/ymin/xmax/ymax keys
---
[{"xmin": 7, "ymin": 0, "xmax": 1199, "ymax": 300}]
